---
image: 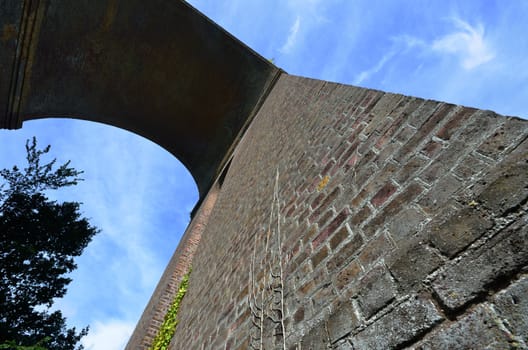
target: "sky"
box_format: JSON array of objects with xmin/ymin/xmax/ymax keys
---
[{"xmin": 0, "ymin": 1, "xmax": 527, "ymax": 349}]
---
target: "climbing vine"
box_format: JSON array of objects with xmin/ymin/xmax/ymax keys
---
[{"xmin": 149, "ymin": 270, "xmax": 191, "ymax": 350}]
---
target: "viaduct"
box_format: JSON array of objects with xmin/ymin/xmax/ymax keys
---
[{"xmin": 1, "ymin": 1, "xmax": 527, "ymax": 349}]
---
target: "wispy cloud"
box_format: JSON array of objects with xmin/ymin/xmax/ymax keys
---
[
  {"xmin": 432, "ymin": 17, "xmax": 495, "ymax": 69},
  {"xmin": 280, "ymin": 16, "xmax": 301, "ymax": 54},
  {"xmin": 354, "ymin": 51, "xmax": 396, "ymax": 85},
  {"xmin": 81, "ymin": 320, "xmax": 134, "ymax": 350},
  {"xmin": 353, "ymin": 16, "xmax": 495, "ymax": 86}
]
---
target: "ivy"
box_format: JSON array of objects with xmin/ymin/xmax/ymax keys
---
[{"xmin": 149, "ymin": 270, "xmax": 191, "ymax": 350}]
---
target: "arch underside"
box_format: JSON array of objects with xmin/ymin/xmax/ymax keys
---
[{"xmin": 0, "ymin": 0, "xmax": 280, "ymax": 196}]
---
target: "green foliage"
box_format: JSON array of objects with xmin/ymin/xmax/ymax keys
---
[
  {"xmin": 149, "ymin": 270, "xmax": 191, "ymax": 350},
  {"xmin": 0, "ymin": 138, "xmax": 97, "ymax": 349},
  {"xmin": 0, "ymin": 338, "xmax": 50, "ymax": 350}
]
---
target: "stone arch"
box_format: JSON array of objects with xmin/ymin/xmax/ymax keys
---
[{"xmin": 0, "ymin": 0, "xmax": 281, "ymax": 196}]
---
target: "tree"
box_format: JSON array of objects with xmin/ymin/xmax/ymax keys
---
[{"xmin": 0, "ymin": 138, "xmax": 98, "ymax": 350}]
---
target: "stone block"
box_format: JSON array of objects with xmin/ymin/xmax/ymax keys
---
[
  {"xmin": 352, "ymin": 295, "xmax": 443, "ymax": 349},
  {"xmin": 327, "ymin": 300, "xmax": 359, "ymax": 342},
  {"xmin": 358, "ymin": 233, "xmax": 394, "ymax": 268},
  {"xmin": 300, "ymin": 324, "xmax": 330, "ymax": 350},
  {"xmin": 418, "ymin": 174, "xmax": 462, "ymax": 214},
  {"xmin": 388, "ymin": 206, "xmax": 426, "ymax": 242},
  {"xmin": 432, "ymin": 214, "xmax": 528, "ymax": 311},
  {"xmin": 493, "ymin": 275, "xmax": 528, "ymax": 343},
  {"xmin": 428, "ymin": 207, "xmax": 493, "ymax": 257},
  {"xmin": 477, "ymin": 162, "xmax": 528, "ymax": 215},
  {"xmin": 413, "ymin": 304, "xmax": 513, "ymax": 350},
  {"xmin": 476, "ymin": 118, "xmax": 528, "ymax": 159},
  {"xmin": 356, "ymin": 265, "xmax": 397, "ymax": 319},
  {"xmin": 387, "ymin": 241, "xmax": 443, "ymax": 292}
]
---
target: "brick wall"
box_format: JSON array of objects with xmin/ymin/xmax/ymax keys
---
[
  {"xmin": 125, "ymin": 185, "xmax": 220, "ymax": 349},
  {"xmin": 136, "ymin": 74, "xmax": 527, "ymax": 349}
]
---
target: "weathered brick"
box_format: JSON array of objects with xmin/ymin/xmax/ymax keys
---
[
  {"xmin": 435, "ymin": 106, "xmax": 477, "ymax": 140},
  {"xmin": 327, "ymin": 300, "xmax": 359, "ymax": 342},
  {"xmin": 312, "ymin": 207, "xmax": 350, "ymax": 249},
  {"xmin": 293, "ymin": 306, "xmax": 305, "ymax": 322},
  {"xmin": 358, "ymin": 233, "xmax": 394, "ymax": 267},
  {"xmin": 428, "ymin": 207, "xmax": 493, "ymax": 257},
  {"xmin": 492, "ymin": 275, "xmax": 528, "ymax": 343},
  {"xmin": 394, "ymin": 155, "xmax": 428, "ymax": 185},
  {"xmin": 300, "ymin": 323, "xmax": 330, "ymax": 349},
  {"xmin": 352, "ymin": 296, "xmax": 443, "ymax": 349},
  {"xmin": 364, "ymin": 181, "xmax": 425, "ymax": 237},
  {"xmin": 329, "ymin": 225, "xmax": 351, "ymax": 250},
  {"xmin": 311, "ymin": 245, "xmax": 329, "ymax": 268},
  {"xmin": 432, "ymin": 213, "xmax": 528, "ymax": 311},
  {"xmin": 386, "ymin": 241, "xmax": 443, "ymax": 292},
  {"xmin": 336, "ymin": 260, "xmax": 363, "ymax": 290},
  {"xmin": 452, "ymin": 153, "xmax": 487, "ymax": 179},
  {"xmin": 338, "ymin": 140, "xmax": 360, "ymax": 169},
  {"xmin": 312, "ymin": 283, "xmax": 335, "ymax": 310},
  {"xmin": 406, "ymin": 100, "xmax": 443, "ymax": 128},
  {"xmin": 477, "ymin": 162, "xmax": 528, "ymax": 215},
  {"xmin": 421, "ymin": 139, "xmax": 443, "ymax": 158},
  {"xmin": 476, "ymin": 118, "xmax": 528, "ymax": 159},
  {"xmin": 393, "ymin": 125, "xmax": 415, "ymax": 145},
  {"xmin": 356, "ymin": 265, "xmax": 397, "ymax": 319},
  {"xmin": 393, "ymin": 103, "xmax": 455, "ymax": 163},
  {"xmin": 418, "ymin": 174, "xmax": 462, "ymax": 214},
  {"xmin": 419, "ymin": 140, "xmax": 467, "ymax": 184},
  {"xmin": 370, "ymin": 182, "xmax": 398, "ymax": 207},
  {"xmin": 375, "ymin": 97, "xmax": 424, "ymax": 149},
  {"xmin": 327, "ymin": 233, "xmax": 364, "ymax": 273},
  {"xmin": 413, "ymin": 304, "xmax": 513, "ymax": 350},
  {"xmin": 350, "ymin": 205, "xmax": 372, "ymax": 227}
]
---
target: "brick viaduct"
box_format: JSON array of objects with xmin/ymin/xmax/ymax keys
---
[{"xmin": 1, "ymin": 1, "xmax": 527, "ymax": 349}]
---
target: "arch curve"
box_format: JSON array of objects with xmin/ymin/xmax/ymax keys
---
[{"xmin": 0, "ymin": 0, "xmax": 280, "ymax": 196}]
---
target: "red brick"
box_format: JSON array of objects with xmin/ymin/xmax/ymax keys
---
[
  {"xmin": 436, "ymin": 107, "xmax": 477, "ymax": 140},
  {"xmin": 421, "ymin": 140, "xmax": 443, "ymax": 158},
  {"xmin": 370, "ymin": 182, "xmax": 398, "ymax": 207},
  {"xmin": 394, "ymin": 104, "xmax": 455, "ymax": 163},
  {"xmin": 312, "ymin": 207, "xmax": 350, "ymax": 249}
]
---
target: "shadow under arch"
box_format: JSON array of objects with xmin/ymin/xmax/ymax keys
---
[{"xmin": 0, "ymin": 0, "xmax": 281, "ymax": 198}]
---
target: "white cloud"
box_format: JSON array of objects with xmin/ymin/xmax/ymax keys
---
[
  {"xmin": 280, "ymin": 16, "xmax": 301, "ymax": 54},
  {"xmin": 432, "ymin": 17, "xmax": 495, "ymax": 69},
  {"xmin": 354, "ymin": 51, "xmax": 396, "ymax": 85},
  {"xmin": 82, "ymin": 320, "xmax": 135, "ymax": 350}
]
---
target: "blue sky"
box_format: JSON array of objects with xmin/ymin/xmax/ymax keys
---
[{"xmin": 0, "ymin": 1, "xmax": 527, "ymax": 349}]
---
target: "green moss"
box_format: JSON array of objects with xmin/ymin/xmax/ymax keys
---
[{"xmin": 149, "ymin": 270, "xmax": 191, "ymax": 350}]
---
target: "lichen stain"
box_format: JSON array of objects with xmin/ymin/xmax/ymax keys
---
[
  {"xmin": 1, "ymin": 24, "xmax": 17, "ymax": 43},
  {"xmin": 317, "ymin": 175, "xmax": 330, "ymax": 192}
]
